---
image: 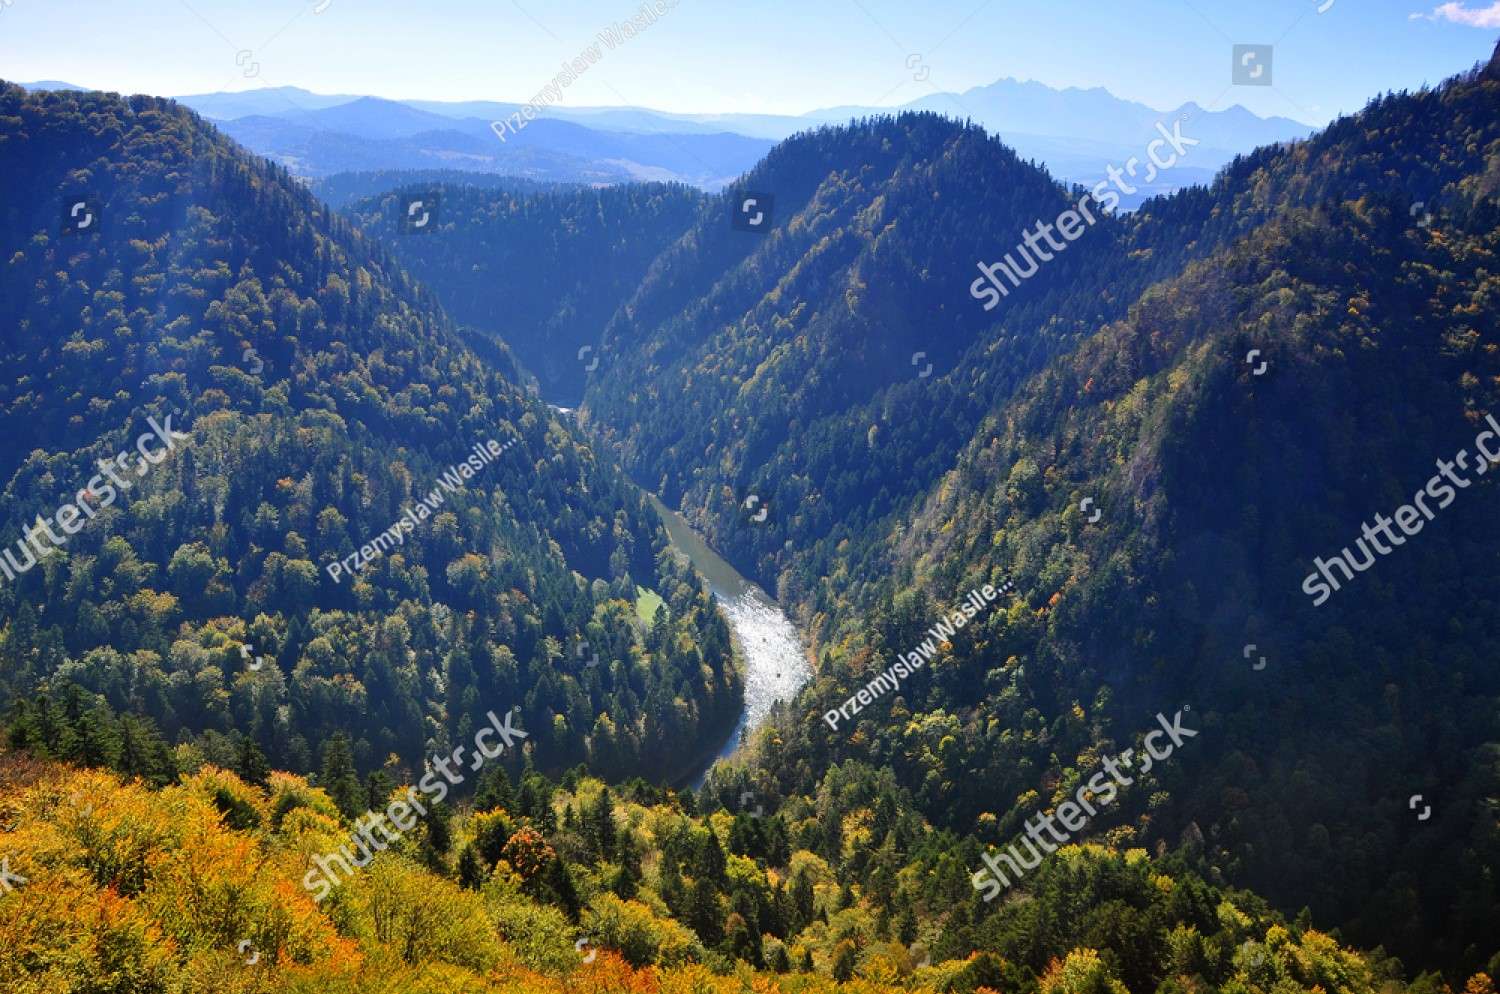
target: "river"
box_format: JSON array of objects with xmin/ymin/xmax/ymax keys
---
[{"xmin": 646, "ymin": 495, "xmax": 812, "ymax": 788}]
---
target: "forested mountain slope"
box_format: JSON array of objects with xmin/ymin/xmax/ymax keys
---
[
  {"xmin": 580, "ymin": 58, "xmax": 1500, "ymax": 647},
  {"xmin": 756, "ymin": 50, "xmax": 1500, "ymax": 973},
  {"xmin": 313, "ymin": 169, "xmax": 563, "ymax": 210},
  {"xmin": 347, "ymin": 182, "xmax": 705, "ymax": 405},
  {"xmin": 579, "ymin": 113, "xmax": 1155, "ymax": 597},
  {"xmin": 0, "ymin": 82, "xmax": 739, "ymax": 786}
]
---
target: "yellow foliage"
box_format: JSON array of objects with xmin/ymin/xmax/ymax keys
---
[
  {"xmin": 1038, "ymin": 948, "xmax": 1129, "ymax": 994},
  {"xmin": 0, "ymin": 755, "xmax": 934, "ymax": 994}
]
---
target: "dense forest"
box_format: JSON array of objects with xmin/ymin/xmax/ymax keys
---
[
  {"xmin": 311, "ymin": 170, "xmax": 564, "ymax": 210},
  {"xmin": 577, "ymin": 48, "xmax": 1500, "ymax": 976},
  {"xmin": 579, "ymin": 111, "xmax": 1130, "ymax": 574},
  {"xmin": 0, "ymin": 82, "xmax": 740, "ymax": 787},
  {"xmin": 346, "ymin": 181, "xmax": 705, "ymax": 405}
]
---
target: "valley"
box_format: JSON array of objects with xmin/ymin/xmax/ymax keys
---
[
  {"xmin": 1, "ymin": 21, "xmax": 1499, "ymax": 994},
  {"xmin": 646, "ymin": 494, "xmax": 811, "ymax": 788}
]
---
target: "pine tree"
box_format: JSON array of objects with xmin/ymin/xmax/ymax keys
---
[
  {"xmin": 235, "ymin": 734, "xmax": 270, "ymax": 787},
  {"xmin": 897, "ymin": 902, "xmax": 918, "ymax": 945},
  {"xmin": 687, "ymin": 876, "xmax": 723, "ymax": 946},
  {"xmin": 791, "ymin": 867, "xmax": 815, "ymax": 932},
  {"xmin": 588, "ymin": 785, "xmax": 617, "ymax": 860},
  {"xmin": 658, "ymin": 857, "xmax": 686, "ymax": 917},
  {"xmin": 421, "ymin": 802, "xmax": 452, "ymax": 873},
  {"xmin": 76, "ymin": 702, "xmax": 122, "ymax": 769},
  {"xmin": 365, "ymin": 769, "xmax": 394, "ymax": 810},
  {"xmin": 832, "ymin": 941, "xmax": 857, "ymax": 982},
  {"xmin": 457, "ymin": 844, "xmax": 486, "ymax": 889},
  {"xmin": 694, "ymin": 827, "xmax": 728, "ymax": 885},
  {"xmin": 319, "ymin": 732, "xmax": 364, "ymax": 820},
  {"xmin": 475, "ymin": 763, "xmax": 516, "ymax": 813}
]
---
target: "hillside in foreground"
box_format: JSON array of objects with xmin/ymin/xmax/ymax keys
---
[{"xmin": 3, "ymin": 745, "xmax": 1493, "ymax": 994}]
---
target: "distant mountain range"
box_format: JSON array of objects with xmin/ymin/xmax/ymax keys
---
[
  {"xmin": 168, "ymin": 94, "xmax": 772, "ymax": 189},
  {"xmin": 21, "ymin": 79, "xmax": 1314, "ymax": 200}
]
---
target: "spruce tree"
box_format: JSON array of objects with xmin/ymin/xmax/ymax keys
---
[
  {"xmin": 235, "ymin": 734, "xmax": 270, "ymax": 786},
  {"xmin": 319, "ymin": 732, "xmax": 364, "ymax": 820},
  {"xmin": 475, "ymin": 763, "xmax": 516, "ymax": 813},
  {"xmin": 832, "ymin": 941, "xmax": 857, "ymax": 982}
]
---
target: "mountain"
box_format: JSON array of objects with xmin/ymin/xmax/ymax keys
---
[
  {"xmin": 213, "ymin": 114, "xmax": 638, "ymax": 184},
  {"xmin": 491, "ymin": 120, "xmax": 772, "ymax": 189},
  {"xmin": 876, "ymin": 79, "xmax": 1311, "ymax": 151},
  {"xmin": 173, "ymin": 80, "xmax": 1312, "ymax": 201},
  {"xmin": 578, "ymin": 49, "xmax": 1500, "ymax": 975},
  {"xmin": 405, "ymin": 97, "xmax": 737, "ymax": 136},
  {"xmin": 345, "ymin": 182, "xmax": 706, "ymax": 406},
  {"xmin": 799, "ymin": 82, "xmax": 1311, "ymax": 208},
  {"xmin": 405, "ymin": 79, "xmax": 1313, "ymax": 154},
  {"xmin": 846, "ymin": 56, "xmax": 1500, "ymax": 969},
  {"xmin": 212, "ymin": 108, "xmax": 771, "ymax": 189},
  {"xmin": 172, "ymin": 83, "xmax": 366, "ymax": 120},
  {"xmin": 290, "ymin": 95, "xmax": 468, "ymax": 140},
  {"xmin": 17, "ymin": 80, "xmax": 90, "ymax": 92},
  {"xmin": 7, "ymin": 43, "xmax": 1500, "ymax": 994},
  {"xmin": 983, "ymin": 130, "xmax": 1225, "ymax": 210},
  {"xmin": 578, "ymin": 111, "xmax": 1173, "ymax": 594},
  {"xmin": 0, "ymin": 80, "xmax": 742, "ymax": 787}
]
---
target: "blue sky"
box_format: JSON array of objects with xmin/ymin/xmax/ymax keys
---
[{"xmin": 3, "ymin": 0, "xmax": 1496, "ymax": 123}]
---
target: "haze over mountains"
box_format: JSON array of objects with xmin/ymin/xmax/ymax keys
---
[{"xmin": 22, "ymin": 77, "xmax": 1311, "ymax": 201}]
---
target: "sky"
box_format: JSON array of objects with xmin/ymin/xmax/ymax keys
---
[{"xmin": 2, "ymin": 0, "xmax": 1497, "ymax": 124}]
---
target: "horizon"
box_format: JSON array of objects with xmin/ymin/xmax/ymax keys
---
[
  {"xmin": 3, "ymin": 0, "xmax": 1498, "ymax": 127},
  {"xmin": 11, "ymin": 76, "xmax": 1320, "ymax": 130}
]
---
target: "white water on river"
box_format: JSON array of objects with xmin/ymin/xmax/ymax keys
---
[{"xmin": 646, "ymin": 496, "xmax": 811, "ymax": 787}]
